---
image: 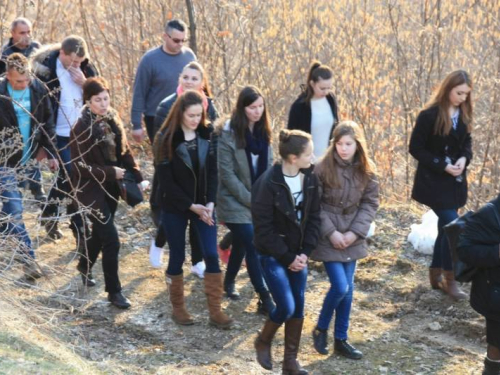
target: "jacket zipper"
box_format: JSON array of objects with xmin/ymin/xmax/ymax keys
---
[{"xmin": 272, "ymin": 179, "xmax": 305, "ymax": 248}]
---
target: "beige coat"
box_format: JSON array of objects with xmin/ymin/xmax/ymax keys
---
[{"xmin": 310, "ymin": 153, "xmax": 379, "ymax": 263}]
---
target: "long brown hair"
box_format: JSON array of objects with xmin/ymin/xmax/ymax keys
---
[
  {"xmin": 424, "ymin": 70, "xmax": 473, "ymax": 136},
  {"xmin": 230, "ymin": 86, "xmax": 272, "ymax": 148},
  {"xmin": 181, "ymin": 61, "xmax": 213, "ymax": 97},
  {"xmin": 304, "ymin": 60, "xmax": 333, "ymax": 103},
  {"xmin": 318, "ymin": 121, "xmax": 376, "ymax": 188},
  {"xmin": 153, "ymin": 90, "xmax": 207, "ymax": 163}
]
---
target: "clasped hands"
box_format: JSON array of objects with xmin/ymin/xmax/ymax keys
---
[
  {"xmin": 445, "ymin": 156, "xmax": 466, "ymax": 177},
  {"xmin": 190, "ymin": 202, "xmax": 215, "ymax": 226},
  {"xmin": 329, "ymin": 230, "xmax": 358, "ymax": 249},
  {"xmin": 288, "ymin": 254, "xmax": 308, "ymax": 272}
]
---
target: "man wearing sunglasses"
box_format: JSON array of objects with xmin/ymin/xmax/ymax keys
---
[{"xmin": 131, "ymin": 19, "xmax": 196, "ymax": 143}]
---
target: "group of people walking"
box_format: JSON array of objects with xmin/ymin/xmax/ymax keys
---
[{"xmin": 0, "ymin": 16, "xmax": 498, "ymax": 375}]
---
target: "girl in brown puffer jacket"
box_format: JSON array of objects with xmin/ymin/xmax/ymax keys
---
[{"xmin": 310, "ymin": 121, "xmax": 379, "ymax": 360}]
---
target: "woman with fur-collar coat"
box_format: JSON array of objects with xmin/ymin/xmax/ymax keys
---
[{"xmin": 70, "ymin": 78, "xmax": 142, "ymax": 310}]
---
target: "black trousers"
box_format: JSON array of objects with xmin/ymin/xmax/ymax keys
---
[
  {"xmin": 144, "ymin": 115, "xmax": 156, "ymax": 145},
  {"xmin": 78, "ymin": 186, "xmax": 121, "ymax": 294},
  {"xmin": 487, "ymin": 318, "xmax": 500, "ymax": 348}
]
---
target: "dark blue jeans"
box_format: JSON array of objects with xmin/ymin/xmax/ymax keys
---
[
  {"xmin": 260, "ymin": 255, "xmax": 307, "ymax": 324},
  {"xmin": 225, "ymin": 223, "xmax": 268, "ymax": 294},
  {"xmin": 430, "ymin": 208, "xmax": 458, "ymax": 271},
  {"xmin": 0, "ymin": 167, "xmax": 34, "ymax": 258},
  {"xmin": 43, "ymin": 135, "xmax": 83, "ymax": 232},
  {"xmin": 161, "ymin": 211, "xmax": 220, "ymax": 276},
  {"xmin": 317, "ymin": 261, "xmax": 357, "ymax": 340}
]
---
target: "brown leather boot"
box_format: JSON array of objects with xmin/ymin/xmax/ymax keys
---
[
  {"xmin": 203, "ymin": 272, "xmax": 233, "ymax": 329},
  {"xmin": 254, "ymin": 319, "xmax": 282, "ymax": 370},
  {"xmin": 441, "ymin": 270, "xmax": 467, "ymax": 300},
  {"xmin": 282, "ymin": 318, "xmax": 308, "ymax": 375},
  {"xmin": 166, "ymin": 273, "xmax": 194, "ymax": 325},
  {"xmin": 429, "ymin": 268, "xmax": 443, "ymax": 290}
]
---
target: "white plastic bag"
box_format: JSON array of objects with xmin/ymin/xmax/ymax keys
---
[
  {"xmin": 407, "ymin": 210, "xmax": 438, "ymax": 255},
  {"xmin": 149, "ymin": 238, "xmax": 164, "ymax": 268}
]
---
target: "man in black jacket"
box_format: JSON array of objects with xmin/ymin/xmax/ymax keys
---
[
  {"xmin": 458, "ymin": 196, "xmax": 500, "ymax": 375},
  {"xmin": 0, "ymin": 17, "xmax": 41, "ymax": 75},
  {"xmin": 0, "ymin": 53, "xmax": 57, "ymax": 280},
  {"xmin": 32, "ymin": 35, "xmax": 98, "ymax": 245}
]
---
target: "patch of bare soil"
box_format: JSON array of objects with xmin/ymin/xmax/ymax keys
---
[{"xmin": 1, "ymin": 197, "xmax": 487, "ymax": 374}]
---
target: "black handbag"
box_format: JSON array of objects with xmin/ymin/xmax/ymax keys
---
[
  {"xmin": 444, "ymin": 211, "xmax": 477, "ymax": 283},
  {"xmin": 118, "ymin": 170, "xmax": 143, "ymax": 207}
]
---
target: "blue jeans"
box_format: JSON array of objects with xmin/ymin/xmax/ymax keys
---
[
  {"xmin": 317, "ymin": 261, "xmax": 357, "ymax": 340},
  {"xmin": 225, "ymin": 223, "xmax": 268, "ymax": 294},
  {"xmin": 430, "ymin": 208, "xmax": 458, "ymax": 271},
  {"xmin": 0, "ymin": 167, "xmax": 34, "ymax": 258},
  {"xmin": 161, "ymin": 211, "xmax": 220, "ymax": 276},
  {"xmin": 43, "ymin": 135, "xmax": 82, "ymax": 231},
  {"xmin": 260, "ymin": 255, "xmax": 307, "ymax": 324}
]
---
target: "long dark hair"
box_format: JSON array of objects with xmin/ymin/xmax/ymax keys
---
[
  {"xmin": 153, "ymin": 90, "xmax": 207, "ymax": 163},
  {"xmin": 304, "ymin": 60, "xmax": 333, "ymax": 103},
  {"xmin": 230, "ymin": 86, "xmax": 271, "ymax": 148},
  {"xmin": 424, "ymin": 70, "xmax": 473, "ymax": 136},
  {"xmin": 318, "ymin": 121, "xmax": 376, "ymax": 188}
]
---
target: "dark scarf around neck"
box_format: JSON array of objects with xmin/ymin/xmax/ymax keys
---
[{"xmin": 244, "ymin": 126, "xmax": 268, "ymax": 184}]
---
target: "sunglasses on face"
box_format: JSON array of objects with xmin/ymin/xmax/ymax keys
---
[{"xmin": 167, "ymin": 34, "xmax": 186, "ymax": 44}]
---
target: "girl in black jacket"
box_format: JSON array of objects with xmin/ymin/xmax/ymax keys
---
[
  {"xmin": 150, "ymin": 62, "xmax": 219, "ymax": 278},
  {"xmin": 409, "ymin": 70, "xmax": 473, "ymax": 300},
  {"xmin": 458, "ymin": 196, "xmax": 500, "ymax": 375},
  {"xmin": 288, "ymin": 61, "xmax": 339, "ymax": 159},
  {"xmin": 252, "ymin": 129, "xmax": 320, "ymax": 374},
  {"xmin": 153, "ymin": 90, "xmax": 232, "ymax": 329}
]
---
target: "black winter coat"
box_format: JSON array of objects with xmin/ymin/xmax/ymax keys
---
[
  {"xmin": 457, "ymin": 196, "xmax": 500, "ymax": 322},
  {"xmin": 287, "ymin": 92, "xmax": 339, "ymax": 137},
  {"xmin": 156, "ymin": 125, "xmax": 217, "ymax": 216},
  {"xmin": 154, "ymin": 93, "xmax": 219, "ymax": 137},
  {"xmin": 409, "ymin": 106, "xmax": 473, "ymax": 209},
  {"xmin": 32, "ymin": 45, "xmax": 99, "ymax": 116},
  {"xmin": 251, "ymin": 164, "xmax": 321, "ymax": 267},
  {"xmin": 0, "ymin": 77, "xmax": 56, "ymax": 167},
  {"xmin": 0, "ymin": 38, "xmax": 41, "ymax": 75}
]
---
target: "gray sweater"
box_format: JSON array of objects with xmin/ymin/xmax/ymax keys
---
[{"xmin": 131, "ymin": 46, "xmax": 196, "ymax": 129}]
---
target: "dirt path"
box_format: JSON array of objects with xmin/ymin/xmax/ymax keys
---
[{"xmin": 2, "ymin": 204, "xmax": 486, "ymax": 374}]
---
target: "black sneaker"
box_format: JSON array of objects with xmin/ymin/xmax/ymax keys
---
[
  {"xmin": 334, "ymin": 339, "xmax": 363, "ymax": 360},
  {"xmin": 108, "ymin": 292, "xmax": 131, "ymax": 309},
  {"xmin": 224, "ymin": 281, "xmax": 240, "ymax": 300},
  {"xmin": 44, "ymin": 220, "xmax": 63, "ymax": 240},
  {"xmin": 313, "ymin": 328, "xmax": 329, "ymax": 355}
]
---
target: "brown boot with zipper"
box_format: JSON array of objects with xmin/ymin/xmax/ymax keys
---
[
  {"xmin": 204, "ymin": 272, "xmax": 233, "ymax": 329},
  {"xmin": 440, "ymin": 270, "xmax": 467, "ymax": 300},
  {"xmin": 429, "ymin": 267, "xmax": 443, "ymax": 290},
  {"xmin": 282, "ymin": 318, "xmax": 308, "ymax": 375},
  {"xmin": 254, "ymin": 319, "xmax": 282, "ymax": 370},
  {"xmin": 166, "ymin": 273, "xmax": 194, "ymax": 325}
]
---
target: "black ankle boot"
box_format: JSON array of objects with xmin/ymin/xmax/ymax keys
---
[
  {"xmin": 76, "ymin": 263, "xmax": 96, "ymax": 287},
  {"xmin": 44, "ymin": 219, "xmax": 63, "ymax": 240},
  {"xmin": 257, "ymin": 290, "xmax": 276, "ymax": 315},
  {"xmin": 312, "ymin": 328, "xmax": 328, "ymax": 355},
  {"xmin": 334, "ymin": 339, "xmax": 363, "ymax": 360},
  {"xmin": 108, "ymin": 292, "xmax": 131, "ymax": 309},
  {"xmin": 224, "ymin": 281, "xmax": 240, "ymax": 300},
  {"xmin": 484, "ymin": 357, "xmax": 500, "ymax": 375}
]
